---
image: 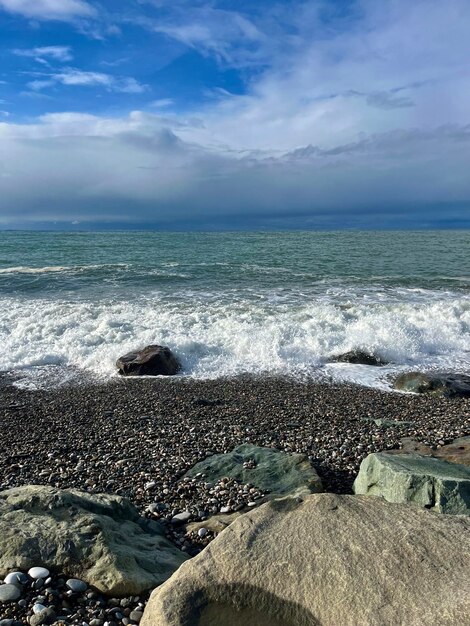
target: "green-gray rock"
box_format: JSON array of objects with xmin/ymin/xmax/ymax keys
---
[
  {"xmin": 0, "ymin": 486, "xmax": 187, "ymax": 596},
  {"xmin": 394, "ymin": 372, "xmax": 470, "ymax": 397},
  {"xmin": 141, "ymin": 494, "xmax": 470, "ymax": 626},
  {"xmin": 353, "ymin": 452, "xmax": 470, "ymax": 514},
  {"xmin": 184, "ymin": 444, "xmax": 322, "ymax": 498}
]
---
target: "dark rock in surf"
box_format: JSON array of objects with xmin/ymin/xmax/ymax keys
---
[
  {"xmin": 394, "ymin": 372, "xmax": 470, "ymax": 398},
  {"xmin": 332, "ymin": 351, "xmax": 388, "ymax": 366},
  {"xmin": 116, "ymin": 345, "xmax": 181, "ymax": 377}
]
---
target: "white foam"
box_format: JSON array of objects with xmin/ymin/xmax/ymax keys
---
[
  {"xmin": 1, "ymin": 287, "xmax": 469, "ymax": 389},
  {"xmin": 0, "ymin": 264, "xmax": 128, "ymax": 275}
]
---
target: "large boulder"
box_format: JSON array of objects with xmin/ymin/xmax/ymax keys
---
[
  {"xmin": 332, "ymin": 350, "xmax": 387, "ymax": 366},
  {"xmin": 394, "ymin": 372, "xmax": 470, "ymax": 397},
  {"xmin": 0, "ymin": 486, "xmax": 187, "ymax": 595},
  {"xmin": 183, "ymin": 444, "xmax": 322, "ymax": 499},
  {"xmin": 141, "ymin": 494, "xmax": 470, "ymax": 626},
  {"xmin": 353, "ymin": 452, "xmax": 470, "ymax": 514},
  {"xmin": 116, "ymin": 345, "xmax": 181, "ymax": 376}
]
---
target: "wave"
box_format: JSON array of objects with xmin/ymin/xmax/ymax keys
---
[
  {"xmin": 0, "ymin": 288, "xmax": 469, "ymax": 390},
  {"xmin": 0, "ymin": 264, "xmax": 129, "ymax": 275}
]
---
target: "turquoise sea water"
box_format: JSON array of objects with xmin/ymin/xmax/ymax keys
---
[{"xmin": 0, "ymin": 230, "xmax": 469, "ymax": 389}]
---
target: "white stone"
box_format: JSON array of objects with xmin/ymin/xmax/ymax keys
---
[
  {"xmin": 197, "ymin": 528, "xmax": 207, "ymax": 538},
  {"xmin": 33, "ymin": 603, "xmax": 47, "ymax": 614},
  {"xmin": 4, "ymin": 572, "xmax": 24, "ymax": 585},
  {"xmin": 28, "ymin": 567, "xmax": 49, "ymax": 580}
]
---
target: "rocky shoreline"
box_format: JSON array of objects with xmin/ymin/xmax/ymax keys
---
[{"xmin": 1, "ymin": 374, "xmax": 470, "ymax": 624}]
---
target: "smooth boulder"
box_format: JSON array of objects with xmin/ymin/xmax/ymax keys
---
[
  {"xmin": 353, "ymin": 452, "xmax": 470, "ymax": 514},
  {"xmin": 142, "ymin": 493, "xmax": 470, "ymax": 626},
  {"xmin": 183, "ymin": 444, "xmax": 322, "ymax": 499},
  {"xmin": 394, "ymin": 372, "xmax": 470, "ymax": 397},
  {"xmin": 116, "ymin": 345, "xmax": 180, "ymax": 376},
  {"xmin": 0, "ymin": 486, "xmax": 187, "ymax": 595}
]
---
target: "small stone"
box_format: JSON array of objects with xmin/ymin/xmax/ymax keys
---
[
  {"xmin": 197, "ymin": 528, "xmax": 207, "ymax": 538},
  {"xmin": 0, "ymin": 584, "xmax": 21, "ymax": 603},
  {"xmin": 33, "ymin": 603, "xmax": 47, "ymax": 614},
  {"xmin": 29, "ymin": 610, "xmax": 50, "ymax": 626},
  {"xmin": 171, "ymin": 511, "xmax": 191, "ymax": 525},
  {"xmin": 129, "ymin": 610, "xmax": 143, "ymax": 622},
  {"xmin": 66, "ymin": 578, "xmax": 88, "ymax": 593},
  {"xmin": 28, "ymin": 567, "xmax": 50, "ymax": 580},
  {"xmin": 4, "ymin": 572, "xmax": 28, "ymax": 585}
]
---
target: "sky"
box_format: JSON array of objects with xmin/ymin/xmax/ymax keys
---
[{"xmin": 0, "ymin": 0, "xmax": 469, "ymax": 229}]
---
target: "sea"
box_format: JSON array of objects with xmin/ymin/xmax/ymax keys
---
[{"xmin": 0, "ymin": 230, "xmax": 469, "ymax": 391}]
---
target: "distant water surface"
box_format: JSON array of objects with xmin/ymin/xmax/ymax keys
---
[{"xmin": 0, "ymin": 230, "xmax": 469, "ymax": 389}]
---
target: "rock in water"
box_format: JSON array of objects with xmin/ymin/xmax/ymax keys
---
[
  {"xmin": 332, "ymin": 350, "xmax": 387, "ymax": 366},
  {"xmin": 394, "ymin": 372, "xmax": 470, "ymax": 397},
  {"xmin": 353, "ymin": 452, "xmax": 470, "ymax": 514},
  {"xmin": 116, "ymin": 345, "xmax": 180, "ymax": 376},
  {"xmin": 0, "ymin": 486, "xmax": 187, "ymax": 595},
  {"xmin": 183, "ymin": 444, "xmax": 322, "ymax": 498},
  {"xmin": 141, "ymin": 494, "xmax": 470, "ymax": 626}
]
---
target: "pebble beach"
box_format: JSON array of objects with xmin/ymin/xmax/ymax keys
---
[
  {"xmin": 2, "ymin": 374, "xmax": 469, "ymax": 514},
  {"xmin": 1, "ymin": 374, "xmax": 470, "ymax": 624}
]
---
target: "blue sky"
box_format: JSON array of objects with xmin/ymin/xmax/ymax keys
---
[{"xmin": 0, "ymin": 0, "xmax": 470, "ymax": 229}]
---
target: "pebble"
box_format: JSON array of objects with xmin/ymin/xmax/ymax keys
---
[
  {"xmin": 32, "ymin": 603, "xmax": 47, "ymax": 614},
  {"xmin": 171, "ymin": 511, "xmax": 192, "ymax": 524},
  {"xmin": 28, "ymin": 567, "xmax": 49, "ymax": 580},
  {"xmin": 0, "ymin": 584, "xmax": 21, "ymax": 602},
  {"xmin": 3, "ymin": 572, "xmax": 28, "ymax": 585},
  {"xmin": 129, "ymin": 610, "xmax": 143, "ymax": 622},
  {"xmin": 66, "ymin": 578, "xmax": 88, "ymax": 593},
  {"xmin": 197, "ymin": 528, "xmax": 208, "ymax": 538}
]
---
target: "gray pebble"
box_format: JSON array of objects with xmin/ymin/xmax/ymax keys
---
[
  {"xmin": 0, "ymin": 584, "xmax": 21, "ymax": 603},
  {"xmin": 4, "ymin": 572, "xmax": 27, "ymax": 586},
  {"xmin": 129, "ymin": 610, "xmax": 143, "ymax": 622},
  {"xmin": 66, "ymin": 578, "xmax": 88, "ymax": 593},
  {"xmin": 171, "ymin": 511, "xmax": 191, "ymax": 524}
]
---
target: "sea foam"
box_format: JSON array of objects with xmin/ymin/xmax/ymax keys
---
[{"xmin": 1, "ymin": 287, "xmax": 469, "ymax": 390}]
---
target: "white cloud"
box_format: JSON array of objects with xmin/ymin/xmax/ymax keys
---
[
  {"xmin": 13, "ymin": 45, "xmax": 73, "ymax": 63},
  {"xmin": 136, "ymin": 6, "xmax": 264, "ymax": 67},
  {"xmin": 149, "ymin": 98, "xmax": 174, "ymax": 108},
  {"xmin": 28, "ymin": 69, "xmax": 147, "ymax": 94},
  {"xmin": 0, "ymin": 0, "xmax": 96, "ymax": 21}
]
